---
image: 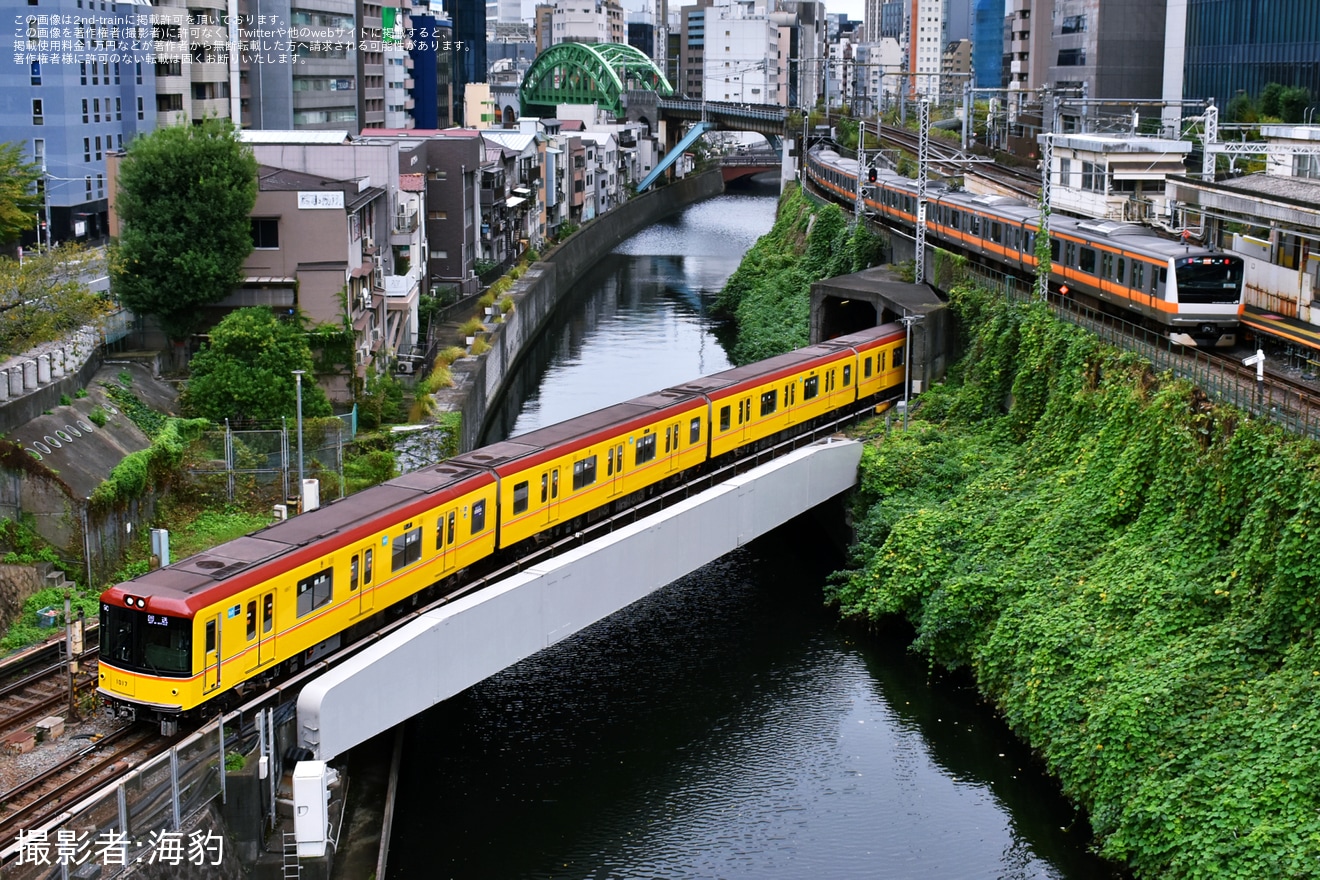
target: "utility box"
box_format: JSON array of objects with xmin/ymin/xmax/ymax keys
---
[
  {"xmin": 301, "ymin": 479, "xmax": 321, "ymax": 513},
  {"xmin": 292, "ymin": 760, "xmax": 330, "ymax": 858}
]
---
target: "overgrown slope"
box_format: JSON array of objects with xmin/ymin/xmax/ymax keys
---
[
  {"xmin": 829, "ymin": 284, "xmax": 1320, "ymax": 878},
  {"xmin": 713, "ymin": 183, "xmax": 882, "ymax": 364}
]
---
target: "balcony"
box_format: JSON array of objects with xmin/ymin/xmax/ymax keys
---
[{"xmin": 393, "ymin": 206, "xmax": 418, "ymax": 234}]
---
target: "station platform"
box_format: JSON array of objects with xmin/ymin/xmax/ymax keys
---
[{"xmin": 1240, "ymin": 305, "xmax": 1320, "ymax": 372}]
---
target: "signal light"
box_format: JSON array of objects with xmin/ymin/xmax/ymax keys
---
[
  {"xmin": 867, "ymin": 167, "xmax": 877, "ymax": 183},
  {"xmin": 1059, "ymin": 285, "xmax": 1070, "ymax": 296}
]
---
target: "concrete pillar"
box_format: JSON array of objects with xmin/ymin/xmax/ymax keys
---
[
  {"xmin": 50, "ymin": 349, "xmax": 65, "ymax": 378},
  {"xmin": 9, "ymin": 367, "xmax": 24, "ymax": 397},
  {"xmin": 0, "ymin": 375, "xmax": 8, "ymax": 401},
  {"xmin": 36, "ymin": 354, "xmax": 51, "ymax": 384},
  {"xmin": 22, "ymin": 360, "xmax": 37, "ymax": 390}
]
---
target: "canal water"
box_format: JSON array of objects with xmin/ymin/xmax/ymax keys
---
[{"xmin": 389, "ymin": 181, "xmax": 1122, "ymax": 879}]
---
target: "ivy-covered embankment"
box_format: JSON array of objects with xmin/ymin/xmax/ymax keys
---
[
  {"xmin": 712, "ymin": 183, "xmax": 881, "ymax": 364},
  {"xmin": 829, "ymin": 284, "xmax": 1320, "ymax": 878}
]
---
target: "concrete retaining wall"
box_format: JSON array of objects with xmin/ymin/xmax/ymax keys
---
[{"xmin": 441, "ymin": 170, "xmax": 726, "ymax": 451}]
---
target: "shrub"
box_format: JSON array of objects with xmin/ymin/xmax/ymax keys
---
[
  {"xmin": 470, "ymin": 336, "xmax": 491, "ymax": 356},
  {"xmin": 458, "ymin": 317, "xmax": 485, "ymax": 339},
  {"xmin": 436, "ymin": 346, "xmax": 467, "ymax": 366}
]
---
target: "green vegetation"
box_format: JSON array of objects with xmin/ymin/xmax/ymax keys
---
[
  {"xmin": 0, "ymin": 142, "xmax": 42, "ymax": 244},
  {"xmin": 89, "ymin": 417, "xmax": 210, "ymax": 509},
  {"xmin": 180, "ymin": 307, "xmax": 332, "ymax": 425},
  {"xmin": 170, "ymin": 507, "xmax": 274, "ymax": 558},
  {"xmin": 1226, "ymin": 82, "xmax": 1313, "ymax": 124},
  {"xmin": 110, "ymin": 117, "xmax": 258, "ymax": 342},
  {"xmin": 828, "ymin": 285, "xmax": 1320, "ymax": 878},
  {"xmin": 0, "ymin": 585, "xmax": 100, "ymax": 653},
  {"xmin": 713, "ymin": 183, "xmax": 882, "ymax": 364},
  {"xmin": 0, "ymin": 242, "xmax": 115, "ymax": 358}
]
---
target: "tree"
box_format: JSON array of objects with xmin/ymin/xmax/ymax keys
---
[
  {"xmin": 0, "ymin": 243, "xmax": 112, "ymax": 357},
  {"xmin": 0, "ymin": 142, "xmax": 42, "ymax": 246},
  {"xmin": 1259, "ymin": 82, "xmax": 1285, "ymax": 118},
  {"xmin": 111, "ymin": 118, "xmax": 257, "ymax": 342},
  {"xmin": 179, "ymin": 307, "xmax": 332, "ymax": 424},
  {"xmin": 1279, "ymin": 86, "xmax": 1311, "ymax": 123}
]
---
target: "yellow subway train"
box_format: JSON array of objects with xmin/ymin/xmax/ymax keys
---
[{"xmin": 99, "ymin": 322, "xmax": 908, "ymax": 732}]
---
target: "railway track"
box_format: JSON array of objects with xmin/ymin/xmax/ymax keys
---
[
  {"xmin": 872, "ymin": 122, "xmax": 1041, "ymax": 200},
  {"xmin": 0, "ymin": 724, "xmax": 174, "ymax": 843}
]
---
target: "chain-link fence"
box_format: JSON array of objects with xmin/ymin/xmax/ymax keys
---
[{"xmin": 185, "ymin": 416, "xmax": 351, "ymax": 507}]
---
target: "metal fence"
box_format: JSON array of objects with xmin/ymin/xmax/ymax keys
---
[
  {"xmin": 0, "ymin": 723, "xmax": 227, "ymax": 880},
  {"xmin": 956, "ymin": 261, "xmax": 1320, "ymax": 442},
  {"xmin": 185, "ymin": 418, "xmax": 349, "ymax": 506}
]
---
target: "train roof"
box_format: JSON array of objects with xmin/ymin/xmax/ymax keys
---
[
  {"xmin": 107, "ymin": 460, "xmax": 494, "ymax": 610},
  {"xmin": 669, "ymin": 341, "xmax": 851, "ymax": 397},
  {"xmin": 452, "ymin": 388, "xmax": 706, "ymax": 474}
]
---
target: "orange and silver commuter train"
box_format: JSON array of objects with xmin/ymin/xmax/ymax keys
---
[
  {"xmin": 99, "ymin": 323, "xmax": 908, "ymax": 732},
  {"xmin": 806, "ymin": 145, "xmax": 1245, "ymax": 347}
]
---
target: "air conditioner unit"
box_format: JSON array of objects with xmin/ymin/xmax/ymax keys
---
[
  {"xmin": 396, "ymin": 359, "xmax": 415, "ymax": 375},
  {"xmin": 373, "ymin": 266, "xmax": 384, "ymax": 289},
  {"xmin": 355, "ymin": 346, "xmax": 370, "ymax": 366},
  {"xmin": 363, "ymin": 237, "xmax": 376, "ymax": 253},
  {"xmin": 371, "ymin": 328, "xmax": 383, "ymax": 344}
]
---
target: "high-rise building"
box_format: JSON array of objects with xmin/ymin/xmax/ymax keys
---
[
  {"xmin": 972, "ymin": 0, "xmax": 1003, "ymax": 88},
  {"xmin": 909, "ymin": 0, "xmax": 944, "ymax": 97},
  {"xmin": 2, "ymin": 0, "xmax": 158, "ymax": 245},
  {"xmin": 1172, "ymin": 0, "xmax": 1320, "ymax": 113}
]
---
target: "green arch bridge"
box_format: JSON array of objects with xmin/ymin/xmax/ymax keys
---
[{"xmin": 519, "ymin": 42, "xmax": 674, "ymax": 119}]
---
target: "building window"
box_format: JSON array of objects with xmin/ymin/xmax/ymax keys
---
[
  {"xmin": 1057, "ymin": 48, "xmax": 1086, "ymax": 66},
  {"xmin": 85, "ymin": 176, "xmax": 92, "ymax": 198},
  {"xmin": 93, "ymin": 97, "xmax": 100, "ymax": 121},
  {"xmin": 137, "ymin": 97, "xmax": 144, "ymax": 120},
  {"xmin": 251, "ymin": 218, "xmax": 279, "ymax": 249},
  {"xmin": 30, "ymin": 60, "xmax": 40, "ymax": 85},
  {"xmin": 95, "ymin": 136, "xmax": 102, "ymax": 160},
  {"xmin": 32, "ymin": 138, "xmax": 44, "ymax": 168},
  {"xmin": 83, "ymin": 99, "xmax": 90, "ymax": 123},
  {"xmin": 84, "ymin": 138, "xmax": 91, "ymax": 162},
  {"xmin": 31, "ymin": 99, "xmax": 43, "ymax": 125}
]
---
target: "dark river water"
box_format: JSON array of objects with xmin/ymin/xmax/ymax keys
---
[{"xmin": 388, "ymin": 180, "xmax": 1122, "ymax": 880}]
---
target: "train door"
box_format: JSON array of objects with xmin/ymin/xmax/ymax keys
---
[
  {"xmin": 352, "ymin": 548, "xmax": 375, "ymax": 617},
  {"xmin": 257, "ymin": 590, "xmax": 274, "ymax": 667},
  {"xmin": 541, "ymin": 466, "xmax": 562, "ymax": 526},
  {"xmin": 606, "ymin": 443, "xmax": 625, "ymax": 497},
  {"xmin": 784, "ymin": 379, "xmax": 798, "ymax": 426},
  {"xmin": 202, "ymin": 612, "xmax": 221, "ymax": 694},
  {"xmin": 435, "ymin": 510, "xmax": 456, "ymax": 572}
]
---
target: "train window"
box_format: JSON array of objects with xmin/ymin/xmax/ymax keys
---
[
  {"xmin": 664, "ymin": 427, "xmax": 671, "ymax": 454},
  {"xmin": 894, "ymin": 345, "xmax": 905, "ymax": 367},
  {"xmin": 950, "ymin": 211, "xmax": 960, "ymax": 230},
  {"xmin": 843, "ymin": 365, "xmax": 852, "ymax": 386},
  {"xmin": 879, "ymin": 352, "xmax": 886, "ymax": 371},
  {"xmin": 1050, "ymin": 238, "xmax": 1061, "ymax": 262},
  {"xmin": 296, "ymin": 569, "xmax": 333, "ymax": 618},
  {"xmin": 1116, "ymin": 257, "xmax": 1127, "ymax": 285},
  {"xmin": 364, "ymin": 549, "xmax": 373, "ymax": 585},
  {"xmin": 1155, "ymin": 267, "xmax": 1166, "ymax": 292},
  {"xmin": 352, "ymin": 556, "xmax": 361, "ymax": 588},
  {"xmin": 513, "ymin": 482, "xmax": 529, "ymax": 514},
  {"xmin": 1132, "ymin": 262, "xmax": 1145, "ymax": 291},
  {"xmin": 1101, "ymin": 252, "xmax": 1113, "ymax": 279},
  {"xmin": 969, "ymin": 214, "xmax": 981, "ymax": 235},
  {"xmin": 551, "ymin": 470, "xmax": 559, "ymax": 499},
  {"xmin": 540, "ymin": 473, "xmax": 548, "ymax": 503},
  {"xmin": 1024, "ymin": 231, "xmax": 1035, "ymax": 253},
  {"xmin": 392, "ymin": 527, "xmax": 421, "ymax": 572},
  {"xmin": 864, "ymin": 357, "xmax": 873, "ymax": 378},
  {"xmin": 719, "ymin": 405, "xmax": 731, "ymax": 431},
  {"xmin": 471, "ymin": 500, "xmax": 486, "ymax": 533},
  {"xmin": 435, "ymin": 518, "xmax": 444, "ymax": 550},
  {"xmin": 990, "ymin": 221, "xmax": 1002, "ymax": 244},
  {"xmin": 607, "ymin": 447, "xmax": 615, "ymax": 476},
  {"xmin": 447, "ymin": 512, "xmax": 456, "ymax": 545},
  {"xmin": 205, "ymin": 620, "xmax": 216, "ymax": 654},
  {"xmin": 1065, "ymin": 242, "xmax": 1077, "ymax": 267},
  {"xmin": 689, "ymin": 417, "xmax": 701, "ymax": 444},
  {"xmin": 246, "ymin": 601, "xmax": 256, "ymax": 641},
  {"xmin": 760, "ymin": 390, "xmax": 777, "ymax": 416},
  {"xmin": 1079, "ymin": 247, "xmax": 1096, "ymax": 274},
  {"xmin": 636, "ymin": 434, "xmax": 657, "ymax": 465},
  {"xmin": 263, "ymin": 594, "xmax": 273, "ymax": 633},
  {"xmin": 573, "ymin": 456, "xmax": 597, "ymax": 490},
  {"xmin": 804, "ymin": 376, "xmax": 819, "ymax": 399}
]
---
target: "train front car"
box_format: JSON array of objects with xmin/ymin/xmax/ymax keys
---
[
  {"xmin": 1168, "ymin": 252, "xmax": 1245, "ymax": 347},
  {"xmin": 100, "ymin": 564, "xmax": 238, "ymax": 735}
]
